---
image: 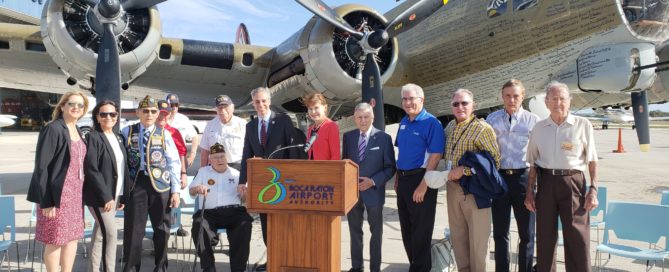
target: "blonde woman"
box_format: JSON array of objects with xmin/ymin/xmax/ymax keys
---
[
  {"xmin": 301, "ymin": 92, "xmax": 341, "ymax": 160},
  {"xmin": 27, "ymin": 91, "xmax": 89, "ymax": 272}
]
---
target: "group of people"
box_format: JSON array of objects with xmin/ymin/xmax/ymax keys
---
[{"xmin": 26, "ymin": 79, "xmax": 599, "ymax": 272}]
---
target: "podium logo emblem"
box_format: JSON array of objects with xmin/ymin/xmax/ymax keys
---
[{"xmin": 258, "ymin": 167, "xmax": 293, "ymax": 205}]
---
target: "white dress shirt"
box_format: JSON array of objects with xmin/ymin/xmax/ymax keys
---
[
  {"xmin": 189, "ymin": 166, "xmax": 242, "ymax": 209},
  {"xmin": 199, "ymin": 115, "xmax": 247, "ymax": 163}
]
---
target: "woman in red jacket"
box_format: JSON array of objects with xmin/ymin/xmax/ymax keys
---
[{"xmin": 302, "ymin": 92, "xmax": 340, "ymax": 160}]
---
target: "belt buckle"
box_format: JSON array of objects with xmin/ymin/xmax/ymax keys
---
[
  {"xmin": 505, "ymin": 169, "xmax": 513, "ymax": 175},
  {"xmin": 550, "ymin": 169, "xmax": 558, "ymax": 175}
]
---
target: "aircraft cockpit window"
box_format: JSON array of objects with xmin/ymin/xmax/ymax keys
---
[
  {"xmin": 514, "ymin": 0, "xmax": 538, "ymax": 11},
  {"xmin": 487, "ymin": 0, "xmax": 508, "ymax": 18},
  {"xmin": 623, "ymin": 0, "xmax": 669, "ymax": 40}
]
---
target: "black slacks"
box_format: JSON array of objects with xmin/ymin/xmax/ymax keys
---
[
  {"xmin": 493, "ymin": 170, "xmax": 536, "ymax": 272},
  {"xmin": 397, "ymin": 169, "xmax": 437, "ymax": 272},
  {"xmin": 122, "ymin": 173, "xmax": 171, "ymax": 272},
  {"xmin": 192, "ymin": 206, "xmax": 253, "ymax": 272}
]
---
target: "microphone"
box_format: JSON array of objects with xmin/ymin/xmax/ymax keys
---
[{"xmin": 303, "ymin": 132, "xmax": 318, "ymax": 152}]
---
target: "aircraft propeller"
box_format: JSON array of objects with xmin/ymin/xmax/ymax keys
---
[
  {"xmin": 296, "ymin": 0, "xmax": 447, "ymax": 130},
  {"xmin": 84, "ymin": 0, "xmax": 166, "ymax": 113},
  {"xmin": 631, "ymin": 91, "xmax": 650, "ymax": 151}
]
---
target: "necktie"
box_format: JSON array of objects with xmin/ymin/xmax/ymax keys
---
[
  {"xmin": 358, "ymin": 132, "xmax": 367, "ymax": 161},
  {"xmin": 142, "ymin": 128, "xmax": 151, "ymax": 173},
  {"xmin": 261, "ymin": 120, "xmax": 267, "ymax": 147}
]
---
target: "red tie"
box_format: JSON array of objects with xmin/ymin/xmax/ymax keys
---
[{"xmin": 261, "ymin": 120, "xmax": 267, "ymax": 147}]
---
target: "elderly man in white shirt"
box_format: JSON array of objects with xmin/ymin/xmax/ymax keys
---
[
  {"xmin": 199, "ymin": 94, "xmax": 247, "ymax": 170},
  {"xmin": 190, "ymin": 143, "xmax": 252, "ymax": 272}
]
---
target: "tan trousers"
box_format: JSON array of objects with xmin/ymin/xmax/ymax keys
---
[{"xmin": 447, "ymin": 181, "xmax": 491, "ymax": 272}]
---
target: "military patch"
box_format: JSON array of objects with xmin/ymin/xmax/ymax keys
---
[
  {"xmin": 160, "ymin": 158, "xmax": 167, "ymax": 168},
  {"xmin": 152, "ymin": 168, "xmax": 162, "ymax": 179},
  {"xmin": 162, "ymin": 171, "xmax": 170, "ymax": 181},
  {"xmin": 151, "ymin": 150, "xmax": 163, "ymax": 162}
]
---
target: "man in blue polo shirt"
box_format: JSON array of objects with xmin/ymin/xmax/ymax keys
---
[{"xmin": 395, "ymin": 83, "xmax": 445, "ymax": 271}]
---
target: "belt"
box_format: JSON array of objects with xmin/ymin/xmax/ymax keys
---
[
  {"xmin": 539, "ymin": 167, "xmax": 581, "ymax": 176},
  {"xmin": 397, "ymin": 168, "xmax": 425, "ymax": 177},
  {"xmin": 212, "ymin": 204, "xmax": 242, "ymax": 210},
  {"xmin": 499, "ymin": 168, "xmax": 528, "ymax": 175}
]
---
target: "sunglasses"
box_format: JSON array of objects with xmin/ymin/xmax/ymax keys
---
[
  {"xmin": 98, "ymin": 112, "xmax": 118, "ymax": 118},
  {"xmin": 142, "ymin": 109, "xmax": 159, "ymax": 114},
  {"xmin": 451, "ymin": 101, "xmax": 471, "ymax": 107},
  {"xmin": 66, "ymin": 102, "xmax": 85, "ymax": 109},
  {"xmin": 170, "ymin": 103, "xmax": 179, "ymax": 108}
]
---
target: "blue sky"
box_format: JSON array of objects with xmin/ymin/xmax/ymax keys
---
[
  {"xmin": 156, "ymin": 0, "xmax": 669, "ymax": 112},
  {"xmin": 157, "ymin": 0, "xmax": 398, "ymax": 47}
]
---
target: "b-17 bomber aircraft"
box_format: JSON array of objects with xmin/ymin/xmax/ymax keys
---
[{"xmin": 1, "ymin": 0, "xmax": 669, "ymax": 151}]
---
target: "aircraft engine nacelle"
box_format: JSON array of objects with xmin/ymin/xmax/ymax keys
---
[
  {"xmin": 41, "ymin": 0, "xmax": 162, "ymax": 88},
  {"xmin": 269, "ymin": 4, "xmax": 398, "ymax": 108},
  {"xmin": 575, "ymin": 43, "xmax": 656, "ymax": 93}
]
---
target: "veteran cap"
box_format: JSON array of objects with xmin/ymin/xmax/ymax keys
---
[
  {"xmin": 138, "ymin": 95, "xmax": 158, "ymax": 109},
  {"xmin": 166, "ymin": 93, "xmax": 179, "ymax": 104},
  {"xmin": 157, "ymin": 100, "xmax": 170, "ymax": 113},
  {"xmin": 215, "ymin": 95, "xmax": 232, "ymax": 106},
  {"xmin": 210, "ymin": 143, "xmax": 226, "ymax": 154}
]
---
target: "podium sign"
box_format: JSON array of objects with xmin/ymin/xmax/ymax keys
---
[{"xmin": 246, "ymin": 159, "xmax": 359, "ymax": 272}]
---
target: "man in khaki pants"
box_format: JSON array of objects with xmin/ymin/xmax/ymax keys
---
[{"xmin": 443, "ymin": 89, "xmax": 500, "ymax": 272}]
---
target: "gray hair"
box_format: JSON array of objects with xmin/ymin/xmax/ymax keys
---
[
  {"xmin": 452, "ymin": 88, "xmax": 474, "ymax": 101},
  {"xmin": 543, "ymin": 81, "xmax": 571, "ymax": 98},
  {"xmin": 401, "ymin": 83, "xmax": 424, "ymax": 98},
  {"xmin": 354, "ymin": 102, "xmax": 374, "ymax": 114},
  {"xmin": 250, "ymin": 87, "xmax": 271, "ymax": 100}
]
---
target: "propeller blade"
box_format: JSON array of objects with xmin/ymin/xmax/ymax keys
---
[
  {"xmin": 95, "ymin": 23, "xmax": 121, "ymax": 109},
  {"xmin": 631, "ymin": 91, "xmax": 650, "ymax": 152},
  {"xmin": 386, "ymin": 0, "xmax": 447, "ymax": 38},
  {"xmin": 294, "ymin": 0, "xmax": 364, "ymax": 40},
  {"xmin": 361, "ymin": 53, "xmax": 385, "ymax": 131},
  {"xmin": 121, "ymin": 0, "xmax": 167, "ymax": 10}
]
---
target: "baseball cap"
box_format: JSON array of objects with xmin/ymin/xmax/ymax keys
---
[
  {"xmin": 215, "ymin": 95, "xmax": 232, "ymax": 106},
  {"xmin": 210, "ymin": 143, "xmax": 226, "ymax": 154},
  {"xmin": 157, "ymin": 100, "xmax": 170, "ymax": 113},
  {"xmin": 166, "ymin": 93, "xmax": 180, "ymax": 104}
]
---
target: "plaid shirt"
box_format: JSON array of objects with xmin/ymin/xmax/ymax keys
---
[{"xmin": 444, "ymin": 115, "xmax": 501, "ymax": 176}]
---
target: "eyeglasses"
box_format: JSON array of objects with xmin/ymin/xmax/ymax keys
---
[
  {"xmin": 170, "ymin": 103, "xmax": 179, "ymax": 108},
  {"xmin": 98, "ymin": 112, "xmax": 118, "ymax": 118},
  {"xmin": 66, "ymin": 102, "xmax": 85, "ymax": 109},
  {"xmin": 210, "ymin": 155, "xmax": 226, "ymax": 160},
  {"xmin": 142, "ymin": 109, "xmax": 158, "ymax": 114},
  {"xmin": 451, "ymin": 101, "xmax": 471, "ymax": 107},
  {"xmin": 401, "ymin": 97, "xmax": 422, "ymax": 102}
]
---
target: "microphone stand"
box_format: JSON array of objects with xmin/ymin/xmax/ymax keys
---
[{"xmin": 268, "ymin": 144, "xmax": 304, "ymax": 159}]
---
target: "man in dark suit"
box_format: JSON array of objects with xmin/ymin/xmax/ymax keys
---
[
  {"xmin": 238, "ymin": 87, "xmax": 304, "ymax": 271},
  {"xmin": 342, "ymin": 102, "xmax": 396, "ymax": 272}
]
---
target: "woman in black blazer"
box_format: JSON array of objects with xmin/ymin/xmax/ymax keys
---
[
  {"xmin": 83, "ymin": 100, "xmax": 129, "ymax": 272},
  {"xmin": 27, "ymin": 91, "xmax": 89, "ymax": 272}
]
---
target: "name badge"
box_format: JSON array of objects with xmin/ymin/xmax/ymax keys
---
[
  {"xmin": 447, "ymin": 160, "xmax": 452, "ymax": 170},
  {"xmin": 561, "ymin": 142, "xmax": 574, "ymax": 151},
  {"xmin": 400, "ymin": 125, "xmax": 406, "ymax": 130}
]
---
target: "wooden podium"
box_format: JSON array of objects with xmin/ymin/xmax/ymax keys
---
[{"xmin": 246, "ymin": 158, "xmax": 359, "ymax": 272}]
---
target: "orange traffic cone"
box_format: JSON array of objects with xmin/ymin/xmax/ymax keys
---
[{"xmin": 613, "ymin": 128, "xmax": 626, "ymax": 153}]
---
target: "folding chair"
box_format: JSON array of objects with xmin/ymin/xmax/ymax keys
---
[
  {"xmin": 660, "ymin": 190, "xmax": 669, "ymax": 206},
  {"xmin": 595, "ymin": 201, "xmax": 669, "ymax": 271},
  {"xmin": 0, "ymin": 196, "xmax": 20, "ymax": 271},
  {"xmin": 590, "ymin": 186, "xmax": 608, "ymax": 244}
]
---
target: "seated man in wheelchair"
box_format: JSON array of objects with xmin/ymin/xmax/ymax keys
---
[{"xmin": 190, "ymin": 143, "xmax": 253, "ymax": 272}]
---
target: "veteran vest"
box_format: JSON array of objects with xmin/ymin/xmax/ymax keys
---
[{"xmin": 126, "ymin": 124, "xmax": 171, "ymax": 192}]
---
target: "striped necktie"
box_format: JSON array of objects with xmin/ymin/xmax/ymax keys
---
[
  {"xmin": 358, "ymin": 132, "xmax": 367, "ymax": 161},
  {"xmin": 142, "ymin": 128, "xmax": 151, "ymax": 173},
  {"xmin": 261, "ymin": 120, "xmax": 267, "ymax": 147}
]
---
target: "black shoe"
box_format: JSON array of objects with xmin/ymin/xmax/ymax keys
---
[
  {"xmin": 348, "ymin": 268, "xmax": 363, "ymax": 272},
  {"xmin": 176, "ymin": 227, "xmax": 189, "ymax": 236},
  {"xmin": 255, "ymin": 263, "xmax": 267, "ymax": 271}
]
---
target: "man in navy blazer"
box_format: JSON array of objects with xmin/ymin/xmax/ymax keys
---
[{"xmin": 342, "ymin": 103, "xmax": 396, "ymax": 272}]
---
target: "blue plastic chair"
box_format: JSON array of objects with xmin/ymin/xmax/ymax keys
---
[
  {"xmin": 0, "ymin": 196, "xmax": 20, "ymax": 271},
  {"xmin": 595, "ymin": 201, "xmax": 669, "ymax": 271},
  {"xmin": 590, "ymin": 186, "xmax": 607, "ymax": 243},
  {"xmin": 660, "ymin": 190, "xmax": 669, "ymax": 206}
]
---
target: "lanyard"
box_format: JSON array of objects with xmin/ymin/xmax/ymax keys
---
[{"xmin": 449, "ymin": 118, "xmax": 475, "ymax": 156}]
